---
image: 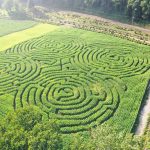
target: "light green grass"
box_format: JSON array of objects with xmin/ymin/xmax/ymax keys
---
[
  {"xmin": 0, "ymin": 24, "xmax": 59, "ymax": 51},
  {"xmin": 0, "ymin": 26, "xmax": 149, "ymax": 134},
  {"xmin": 0, "ymin": 19, "xmax": 38, "ymax": 36}
]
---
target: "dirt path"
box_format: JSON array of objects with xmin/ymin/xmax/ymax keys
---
[
  {"xmin": 135, "ymin": 82, "xmax": 150, "ymax": 135},
  {"xmin": 64, "ymin": 11, "xmax": 150, "ymax": 35}
]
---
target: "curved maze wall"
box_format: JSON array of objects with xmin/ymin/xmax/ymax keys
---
[{"xmin": 0, "ymin": 31, "xmax": 150, "ymax": 133}]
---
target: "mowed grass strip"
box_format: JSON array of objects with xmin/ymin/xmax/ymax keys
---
[
  {"xmin": 0, "ymin": 19, "xmax": 38, "ymax": 37},
  {"xmin": 0, "ymin": 24, "xmax": 59, "ymax": 52}
]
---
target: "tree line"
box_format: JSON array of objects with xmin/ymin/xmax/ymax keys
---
[
  {"xmin": 0, "ymin": 0, "xmax": 150, "ymax": 22},
  {"xmin": 42, "ymin": 0, "xmax": 150, "ymax": 22}
]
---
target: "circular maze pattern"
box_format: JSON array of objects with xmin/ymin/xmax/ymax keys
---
[
  {"xmin": 0, "ymin": 31, "xmax": 150, "ymax": 133},
  {"xmin": 71, "ymin": 43, "xmax": 150, "ymax": 78}
]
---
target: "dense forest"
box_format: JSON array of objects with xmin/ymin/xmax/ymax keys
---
[
  {"xmin": 0, "ymin": 0, "xmax": 150, "ymax": 22},
  {"xmin": 41, "ymin": 0, "xmax": 150, "ymax": 22}
]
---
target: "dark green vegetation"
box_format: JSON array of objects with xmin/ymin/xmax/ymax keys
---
[
  {"xmin": 1, "ymin": 106, "xmax": 150, "ymax": 150},
  {"xmin": 0, "ymin": 0, "xmax": 150, "ymax": 23},
  {"xmin": 0, "ymin": 19, "xmax": 37, "ymax": 36},
  {"xmin": 0, "ymin": 28, "xmax": 149, "ymax": 134},
  {"xmin": 0, "ymin": 106, "xmax": 62, "ymax": 150},
  {"xmin": 41, "ymin": 0, "xmax": 150, "ymax": 22},
  {"xmin": 40, "ymin": 0, "xmax": 150, "ymax": 22}
]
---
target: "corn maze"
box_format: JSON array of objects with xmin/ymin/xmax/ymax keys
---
[{"xmin": 0, "ymin": 29, "xmax": 150, "ymax": 133}]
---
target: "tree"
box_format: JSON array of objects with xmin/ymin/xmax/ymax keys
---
[
  {"xmin": 68, "ymin": 124, "xmax": 143, "ymax": 150},
  {"xmin": 141, "ymin": 0, "xmax": 150, "ymax": 20},
  {"xmin": 0, "ymin": 106, "xmax": 62, "ymax": 150},
  {"xmin": 28, "ymin": 121, "xmax": 62, "ymax": 150},
  {"xmin": 132, "ymin": 0, "xmax": 142, "ymax": 21},
  {"xmin": 112, "ymin": 0, "xmax": 127, "ymax": 12}
]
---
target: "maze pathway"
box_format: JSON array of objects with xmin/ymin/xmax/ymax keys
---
[{"xmin": 0, "ymin": 29, "xmax": 150, "ymax": 133}]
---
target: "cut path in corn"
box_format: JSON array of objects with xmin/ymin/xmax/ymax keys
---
[{"xmin": 0, "ymin": 23, "xmax": 59, "ymax": 52}]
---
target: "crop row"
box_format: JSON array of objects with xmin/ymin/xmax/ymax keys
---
[{"xmin": 0, "ymin": 30, "xmax": 149, "ymax": 133}]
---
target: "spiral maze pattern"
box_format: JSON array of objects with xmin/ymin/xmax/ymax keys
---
[{"xmin": 0, "ymin": 31, "xmax": 149, "ymax": 133}]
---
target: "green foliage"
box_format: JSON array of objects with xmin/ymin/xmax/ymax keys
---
[
  {"xmin": 14, "ymin": 106, "xmax": 42, "ymax": 131},
  {"xmin": 141, "ymin": 0, "xmax": 150, "ymax": 20},
  {"xmin": 0, "ymin": 106, "xmax": 62, "ymax": 150},
  {"xmin": 132, "ymin": 0, "xmax": 142, "ymax": 21},
  {"xmin": 28, "ymin": 121, "xmax": 62, "ymax": 150},
  {"xmin": 1, "ymin": 0, "xmax": 150, "ymax": 22},
  {"xmin": 141, "ymin": 115, "xmax": 150, "ymax": 149},
  {"xmin": 35, "ymin": 0, "xmax": 150, "ymax": 22},
  {"xmin": 0, "ymin": 0, "xmax": 34, "ymax": 20},
  {"xmin": 0, "ymin": 28, "xmax": 149, "ymax": 134},
  {"xmin": 0, "ymin": 106, "xmax": 150, "ymax": 149},
  {"xmin": 0, "ymin": 9, "xmax": 9, "ymax": 18},
  {"xmin": 0, "ymin": 19, "xmax": 37, "ymax": 36},
  {"xmin": 65, "ymin": 124, "xmax": 144, "ymax": 150}
]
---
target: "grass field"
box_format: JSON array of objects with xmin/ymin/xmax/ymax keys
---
[
  {"xmin": 0, "ymin": 25, "xmax": 150, "ymax": 134},
  {"xmin": 0, "ymin": 24, "xmax": 59, "ymax": 52},
  {"xmin": 0, "ymin": 19, "xmax": 39, "ymax": 37}
]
